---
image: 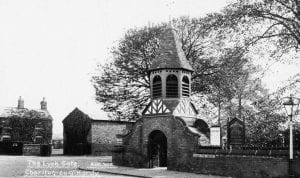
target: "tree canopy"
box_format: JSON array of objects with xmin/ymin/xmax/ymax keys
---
[
  {"xmin": 92, "ymin": 17, "xmax": 257, "ymax": 121},
  {"xmin": 214, "ymin": 0, "xmax": 300, "ymax": 51},
  {"xmin": 92, "ymin": 1, "xmax": 300, "ymax": 146}
]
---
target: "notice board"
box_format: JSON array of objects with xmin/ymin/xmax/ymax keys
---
[{"xmin": 227, "ymin": 118, "xmax": 245, "ymax": 146}]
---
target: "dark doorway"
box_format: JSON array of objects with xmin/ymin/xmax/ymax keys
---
[{"xmin": 148, "ymin": 130, "xmax": 167, "ymax": 168}]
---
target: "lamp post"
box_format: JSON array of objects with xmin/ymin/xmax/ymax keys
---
[{"xmin": 282, "ymin": 95, "xmax": 300, "ymax": 177}]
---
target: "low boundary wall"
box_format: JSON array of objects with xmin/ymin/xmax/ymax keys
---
[
  {"xmin": 23, "ymin": 144, "xmax": 51, "ymax": 156},
  {"xmin": 92, "ymin": 144, "xmax": 115, "ymax": 156},
  {"xmin": 170, "ymin": 149, "xmax": 300, "ymax": 178}
]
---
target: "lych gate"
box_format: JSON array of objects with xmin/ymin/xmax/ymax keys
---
[
  {"xmin": 112, "ymin": 26, "xmax": 210, "ymax": 171},
  {"xmin": 148, "ymin": 130, "xmax": 167, "ymax": 168}
]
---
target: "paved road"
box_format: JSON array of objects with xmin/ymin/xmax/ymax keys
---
[
  {"xmin": 0, "ymin": 152, "xmax": 227, "ymax": 178},
  {"xmin": 0, "ymin": 155, "xmax": 134, "ymax": 178}
]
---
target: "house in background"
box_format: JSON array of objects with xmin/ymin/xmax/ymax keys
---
[
  {"xmin": 0, "ymin": 97, "xmax": 53, "ymax": 155},
  {"xmin": 0, "ymin": 97, "xmax": 52, "ymax": 144},
  {"xmin": 62, "ymin": 107, "xmax": 134, "ymax": 156}
]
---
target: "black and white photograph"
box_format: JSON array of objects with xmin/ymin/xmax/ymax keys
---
[{"xmin": 0, "ymin": 0, "xmax": 299, "ymax": 177}]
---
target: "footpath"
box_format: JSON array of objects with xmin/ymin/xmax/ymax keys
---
[{"xmin": 78, "ymin": 160, "xmax": 228, "ymax": 178}]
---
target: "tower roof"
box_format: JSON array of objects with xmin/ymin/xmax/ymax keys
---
[{"xmin": 149, "ymin": 27, "xmax": 193, "ymax": 72}]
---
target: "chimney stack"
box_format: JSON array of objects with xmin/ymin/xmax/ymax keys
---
[
  {"xmin": 40, "ymin": 97, "xmax": 47, "ymax": 110},
  {"xmin": 17, "ymin": 96, "xmax": 24, "ymax": 109}
]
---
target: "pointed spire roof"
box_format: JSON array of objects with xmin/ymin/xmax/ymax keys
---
[{"xmin": 149, "ymin": 27, "xmax": 193, "ymax": 72}]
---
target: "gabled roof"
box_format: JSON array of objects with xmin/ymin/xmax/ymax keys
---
[
  {"xmin": 63, "ymin": 107, "xmax": 133, "ymax": 124},
  {"xmin": 149, "ymin": 27, "xmax": 193, "ymax": 72},
  {"xmin": 228, "ymin": 117, "xmax": 244, "ymax": 126},
  {"xmin": 0, "ymin": 107, "xmax": 52, "ymax": 120},
  {"xmin": 62, "ymin": 107, "xmax": 91, "ymax": 124}
]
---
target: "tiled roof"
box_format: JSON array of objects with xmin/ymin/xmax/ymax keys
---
[
  {"xmin": 149, "ymin": 27, "xmax": 193, "ymax": 72},
  {"xmin": 64, "ymin": 107, "xmax": 133, "ymax": 123},
  {"xmin": 0, "ymin": 107, "xmax": 52, "ymax": 120}
]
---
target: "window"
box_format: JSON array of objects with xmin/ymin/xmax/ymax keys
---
[
  {"xmin": 116, "ymin": 138, "xmax": 123, "ymax": 145},
  {"xmin": 152, "ymin": 75, "xmax": 162, "ymax": 98},
  {"xmin": 182, "ymin": 76, "xmax": 190, "ymax": 97},
  {"xmin": 35, "ymin": 136, "xmax": 43, "ymax": 144},
  {"xmin": 166, "ymin": 75, "xmax": 178, "ymax": 98},
  {"xmin": 2, "ymin": 135, "xmax": 11, "ymax": 142},
  {"xmin": 35, "ymin": 122, "xmax": 43, "ymax": 129}
]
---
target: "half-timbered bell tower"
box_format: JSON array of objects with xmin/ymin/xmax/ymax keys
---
[
  {"xmin": 112, "ymin": 25, "xmax": 211, "ymax": 170},
  {"xmin": 143, "ymin": 27, "xmax": 198, "ymax": 117}
]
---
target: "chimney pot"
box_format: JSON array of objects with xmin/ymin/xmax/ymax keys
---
[
  {"xmin": 41, "ymin": 97, "xmax": 47, "ymax": 110},
  {"xmin": 17, "ymin": 96, "xmax": 24, "ymax": 109}
]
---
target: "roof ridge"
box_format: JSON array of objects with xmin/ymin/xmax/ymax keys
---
[{"xmin": 0, "ymin": 107, "xmax": 52, "ymax": 119}]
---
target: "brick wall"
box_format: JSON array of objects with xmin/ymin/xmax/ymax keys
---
[
  {"xmin": 113, "ymin": 115, "xmax": 201, "ymax": 168},
  {"xmin": 112, "ymin": 115, "xmax": 300, "ymax": 178},
  {"xmin": 172, "ymin": 154, "xmax": 300, "ymax": 178},
  {"xmin": 23, "ymin": 144, "xmax": 40, "ymax": 156},
  {"xmin": 91, "ymin": 121, "xmax": 133, "ymax": 155}
]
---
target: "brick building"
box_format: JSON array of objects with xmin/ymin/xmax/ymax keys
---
[
  {"xmin": 0, "ymin": 97, "xmax": 52, "ymax": 144},
  {"xmin": 113, "ymin": 26, "xmax": 210, "ymax": 168},
  {"xmin": 63, "ymin": 108, "xmax": 134, "ymax": 155}
]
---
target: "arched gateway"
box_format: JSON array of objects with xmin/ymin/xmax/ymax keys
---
[
  {"xmin": 148, "ymin": 130, "xmax": 167, "ymax": 167},
  {"xmin": 112, "ymin": 26, "xmax": 210, "ymax": 170}
]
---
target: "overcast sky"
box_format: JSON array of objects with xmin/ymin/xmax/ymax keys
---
[{"xmin": 0, "ymin": 0, "xmax": 298, "ymax": 138}]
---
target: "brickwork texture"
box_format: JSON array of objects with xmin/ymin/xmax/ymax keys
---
[{"xmin": 91, "ymin": 121, "xmax": 133, "ymax": 155}]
